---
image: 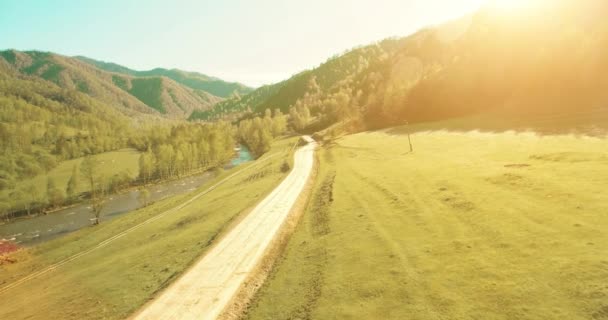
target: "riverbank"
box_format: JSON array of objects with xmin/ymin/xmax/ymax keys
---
[
  {"xmin": 2, "ymin": 144, "xmax": 255, "ymax": 224},
  {"xmin": 0, "ymin": 146, "xmax": 254, "ymax": 245}
]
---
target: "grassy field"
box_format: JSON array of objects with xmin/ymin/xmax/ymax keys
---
[
  {"xmin": 0, "ymin": 149, "xmax": 141, "ymax": 199},
  {"xmin": 247, "ymin": 122, "xmax": 608, "ymax": 319},
  {"xmin": 0, "ymin": 137, "xmax": 298, "ymax": 320}
]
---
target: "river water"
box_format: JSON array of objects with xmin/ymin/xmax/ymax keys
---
[{"xmin": 0, "ymin": 146, "xmax": 253, "ymax": 246}]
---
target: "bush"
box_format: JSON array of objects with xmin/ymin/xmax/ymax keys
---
[{"xmin": 213, "ymin": 167, "xmax": 224, "ymax": 177}]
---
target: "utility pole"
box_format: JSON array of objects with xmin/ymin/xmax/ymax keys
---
[{"xmin": 406, "ymin": 121, "xmax": 413, "ymax": 153}]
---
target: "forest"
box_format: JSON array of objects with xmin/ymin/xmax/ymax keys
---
[{"xmin": 0, "ymin": 69, "xmax": 250, "ymax": 221}]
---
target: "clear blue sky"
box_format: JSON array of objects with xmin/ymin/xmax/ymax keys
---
[{"xmin": 0, "ymin": 0, "xmax": 484, "ymax": 87}]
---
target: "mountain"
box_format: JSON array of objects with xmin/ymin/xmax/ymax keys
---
[
  {"xmin": 196, "ymin": 0, "xmax": 608, "ymax": 131},
  {"xmin": 75, "ymin": 56, "xmax": 254, "ymax": 98},
  {"xmin": 0, "ymin": 62, "xmax": 139, "ymax": 189},
  {"xmin": 189, "ymin": 81, "xmax": 287, "ymax": 121},
  {"xmin": 189, "ymin": 39, "xmax": 404, "ymax": 121},
  {"xmin": 0, "ymin": 50, "xmax": 239, "ymax": 118}
]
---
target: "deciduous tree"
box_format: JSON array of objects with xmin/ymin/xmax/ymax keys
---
[{"xmin": 66, "ymin": 164, "xmax": 79, "ymax": 200}]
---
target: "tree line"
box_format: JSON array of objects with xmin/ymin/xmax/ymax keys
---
[
  {"xmin": 0, "ymin": 121, "xmax": 238, "ymax": 222},
  {"xmin": 237, "ymin": 109, "xmax": 287, "ymax": 157}
]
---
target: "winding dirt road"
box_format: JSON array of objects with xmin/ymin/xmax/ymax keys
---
[{"xmin": 132, "ymin": 136, "xmax": 317, "ymax": 320}]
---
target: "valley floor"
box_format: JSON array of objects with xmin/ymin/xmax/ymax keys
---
[
  {"xmin": 246, "ymin": 123, "xmax": 608, "ymax": 319},
  {"xmin": 0, "ymin": 138, "xmax": 298, "ymax": 320}
]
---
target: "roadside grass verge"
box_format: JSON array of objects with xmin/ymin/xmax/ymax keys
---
[
  {"xmin": 246, "ymin": 123, "xmax": 608, "ymax": 319},
  {"xmin": 0, "ymin": 137, "xmax": 298, "ymax": 320}
]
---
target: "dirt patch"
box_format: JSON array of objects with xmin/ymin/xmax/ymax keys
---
[
  {"xmin": 0, "ymin": 241, "xmax": 19, "ymax": 255},
  {"xmin": 504, "ymin": 163, "xmax": 531, "ymax": 168},
  {"xmin": 487, "ymin": 173, "xmax": 526, "ymax": 186},
  {"xmin": 173, "ymin": 216, "xmax": 200, "ymax": 229},
  {"xmin": 436, "ymin": 183, "xmax": 476, "ymax": 212},
  {"xmin": 530, "ymin": 152, "xmax": 608, "ymax": 163},
  {"xmin": 442, "ymin": 197, "xmax": 475, "ymax": 212},
  {"xmin": 0, "ymin": 241, "xmax": 21, "ymax": 266}
]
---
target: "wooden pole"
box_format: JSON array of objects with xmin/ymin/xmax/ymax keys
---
[{"xmin": 406, "ymin": 121, "xmax": 413, "ymax": 153}]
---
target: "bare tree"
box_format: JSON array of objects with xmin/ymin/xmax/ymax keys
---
[
  {"xmin": 90, "ymin": 195, "xmax": 105, "ymax": 225},
  {"xmin": 138, "ymin": 188, "xmax": 150, "ymax": 207},
  {"xmin": 81, "ymin": 156, "xmax": 106, "ymax": 225},
  {"xmin": 80, "ymin": 155, "xmax": 100, "ymax": 193}
]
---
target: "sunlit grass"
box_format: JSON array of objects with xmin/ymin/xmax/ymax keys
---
[{"xmin": 247, "ymin": 124, "xmax": 608, "ymax": 319}]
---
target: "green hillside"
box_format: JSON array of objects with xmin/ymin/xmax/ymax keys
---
[
  {"xmin": 128, "ymin": 78, "xmax": 164, "ymax": 113},
  {"xmin": 189, "ymin": 82, "xmax": 286, "ymax": 121},
  {"xmin": 0, "ymin": 67, "xmax": 136, "ymax": 191},
  {"xmin": 0, "ymin": 59, "xmax": 240, "ymax": 220},
  {"xmin": 0, "ymin": 50, "xmax": 155, "ymax": 116},
  {"xmin": 0, "ymin": 50, "xmax": 223, "ymax": 118},
  {"xmin": 75, "ymin": 56, "xmax": 254, "ymax": 98}
]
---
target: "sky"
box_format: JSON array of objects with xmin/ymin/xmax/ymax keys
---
[{"xmin": 0, "ymin": 0, "xmax": 486, "ymax": 87}]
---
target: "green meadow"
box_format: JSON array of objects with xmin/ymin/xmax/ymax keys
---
[
  {"xmin": 247, "ymin": 121, "xmax": 608, "ymax": 320},
  {"xmin": 0, "ymin": 138, "xmax": 297, "ymax": 320},
  {"xmin": 0, "ymin": 149, "xmax": 141, "ymax": 200}
]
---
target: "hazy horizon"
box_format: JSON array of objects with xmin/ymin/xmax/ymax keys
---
[{"xmin": 0, "ymin": 0, "xmax": 486, "ymax": 87}]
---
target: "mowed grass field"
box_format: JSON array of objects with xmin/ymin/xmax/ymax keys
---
[
  {"xmin": 0, "ymin": 137, "xmax": 298, "ymax": 320},
  {"xmin": 0, "ymin": 148, "xmax": 141, "ymax": 199},
  {"xmin": 247, "ymin": 124, "xmax": 608, "ymax": 319}
]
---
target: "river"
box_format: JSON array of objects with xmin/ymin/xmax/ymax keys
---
[{"xmin": 0, "ymin": 145, "xmax": 253, "ymax": 246}]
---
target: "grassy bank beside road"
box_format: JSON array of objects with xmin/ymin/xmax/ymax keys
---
[
  {"xmin": 0, "ymin": 137, "xmax": 297, "ymax": 320},
  {"xmin": 247, "ymin": 123, "xmax": 608, "ymax": 319}
]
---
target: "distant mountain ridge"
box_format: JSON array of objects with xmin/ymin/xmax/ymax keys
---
[
  {"xmin": 74, "ymin": 56, "xmax": 254, "ymax": 98},
  {"xmin": 0, "ymin": 50, "xmax": 251, "ymax": 119}
]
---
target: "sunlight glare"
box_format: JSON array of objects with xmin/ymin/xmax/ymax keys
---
[{"xmin": 486, "ymin": 0, "xmax": 533, "ymax": 12}]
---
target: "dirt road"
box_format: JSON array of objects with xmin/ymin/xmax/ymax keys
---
[{"xmin": 132, "ymin": 137, "xmax": 317, "ymax": 320}]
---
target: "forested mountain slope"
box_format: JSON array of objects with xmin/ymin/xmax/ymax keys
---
[
  {"xmin": 200, "ymin": 0, "xmax": 608, "ymax": 131},
  {"xmin": 75, "ymin": 56, "xmax": 254, "ymax": 98},
  {"xmin": 0, "ymin": 50, "xmax": 230, "ymax": 118},
  {"xmin": 0, "ymin": 67, "xmax": 136, "ymax": 190},
  {"xmin": 0, "ymin": 55, "xmax": 239, "ymax": 218},
  {"xmin": 358, "ymin": 0, "xmax": 608, "ymax": 128},
  {"xmin": 190, "ymin": 39, "xmax": 404, "ymax": 121}
]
